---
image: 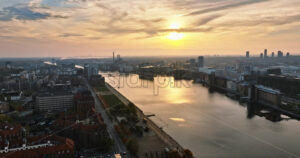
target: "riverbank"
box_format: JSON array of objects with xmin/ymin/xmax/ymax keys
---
[
  {"xmin": 105, "ymin": 83, "xmax": 185, "ymax": 151},
  {"xmin": 93, "ymin": 82, "xmax": 193, "ymax": 158}
]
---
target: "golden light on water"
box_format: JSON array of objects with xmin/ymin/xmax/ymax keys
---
[
  {"xmin": 168, "ymin": 22, "xmax": 184, "ymax": 40},
  {"xmin": 156, "ymin": 77, "xmax": 191, "ymax": 104},
  {"xmin": 169, "ymin": 117, "xmax": 186, "ymax": 122}
]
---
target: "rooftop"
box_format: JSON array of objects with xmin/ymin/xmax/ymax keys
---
[
  {"xmin": 36, "ymin": 91, "xmax": 73, "ymax": 97},
  {"xmin": 256, "ymin": 85, "xmax": 281, "ymax": 94}
]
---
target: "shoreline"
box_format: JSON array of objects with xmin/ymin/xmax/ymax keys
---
[
  {"xmin": 105, "ymin": 83, "xmax": 185, "ymax": 153},
  {"xmin": 101, "ymin": 83, "xmax": 186, "ymax": 155}
]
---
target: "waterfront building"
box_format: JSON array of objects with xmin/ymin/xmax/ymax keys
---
[
  {"xmin": 138, "ymin": 66, "xmax": 156, "ymax": 80},
  {"xmin": 173, "ymin": 69, "xmax": 192, "ymax": 80},
  {"xmin": 252, "ymin": 85, "xmax": 281, "ymax": 107},
  {"xmin": 213, "ymin": 75, "xmax": 227, "ymax": 91},
  {"xmin": 281, "ymin": 97, "xmax": 300, "ymax": 114},
  {"xmin": 215, "ymin": 68, "xmax": 244, "ymax": 82},
  {"xmin": 237, "ymin": 82, "xmax": 249, "ymax": 97},
  {"xmin": 197, "ymin": 67, "xmax": 216, "ymax": 85},
  {"xmin": 84, "ymin": 64, "xmax": 99, "ymax": 79},
  {"xmin": 215, "ymin": 68, "xmax": 244, "ymax": 92},
  {"xmin": 258, "ymin": 74, "xmax": 300, "ymax": 96}
]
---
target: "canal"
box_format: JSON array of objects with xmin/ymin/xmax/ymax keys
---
[{"xmin": 101, "ymin": 72, "xmax": 300, "ymax": 158}]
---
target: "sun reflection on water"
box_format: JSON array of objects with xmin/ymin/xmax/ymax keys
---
[{"xmin": 169, "ymin": 117, "xmax": 186, "ymax": 122}]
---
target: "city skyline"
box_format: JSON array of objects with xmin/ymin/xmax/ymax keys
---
[{"xmin": 0, "ymin": 0, "xmax": 300, "ymax": 57}]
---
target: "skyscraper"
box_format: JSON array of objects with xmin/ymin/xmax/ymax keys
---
[
  {"xmin": 113, "ymin": 51, "xmax": 115, "ymax": 63},
  {"xmin": 198, "ymin": 56, "xmax": 204, "ymax": 67},
  {"xmin": 117, "ymin": 54, "xmax": 121, "ymax": 61},
  {"xmin": 271, "ymin": 52, "xmax": 274, "ymax": 57},
  {"xmin": 260, "ymin": 53, "xmax": 263, "ymax": 59},
  {"xmin": 286, "ymin": 52, "xmax": 290, "ymax": 57},
  {"xmin": 84, "ymin": 64, "xmax": 91, "ymax": 79},
  {"xmin": 264, "ymin": 49, "xmax": 268, "ymax": 58},
  {"xmin": 246, "ymin": 51, "xmax": 250, "ymax": 58},
  {"xmin": 277, "ymin": 51, "xmax": 283, "ymax": 57}
]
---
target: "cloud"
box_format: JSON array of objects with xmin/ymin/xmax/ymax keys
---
[
  {"xmin": 214, "ymin": 14, "xmax": 300, "ymax": 28},
  {"xmin": 270, "ymin": 24, "xmax": 300, "ymax": 36},
  {"xmin": 0, "ymin": 4, "xmax": 68, "ymax": 21},
  {"xmin": 195, "ymin": 14, "xmax": 223, "ymax": 26},
  {"xmin": 0, "ymin": 5, "xmax": 49, "ymax": 21},
  {"xmin": 186, "ymin": 0, "xmax": 269, "ymax": 16},
  {"xmin": 59, "ymin": 33, "xmax": 84, "ymax": 37},
  {"xmin": 96, "ymin": 27, "xmax": 213, "ymax": 37}
]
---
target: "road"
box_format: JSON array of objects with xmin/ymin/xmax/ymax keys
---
[{"xmin": 83, "ymin": 78, "xmax": 131, "ymax": 158}]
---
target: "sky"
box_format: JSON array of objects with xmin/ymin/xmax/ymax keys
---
[{"xmin": 0, "ymin": 0, "xmax": 299, "ymax": 57}]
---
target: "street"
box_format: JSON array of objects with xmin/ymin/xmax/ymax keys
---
[{"xmin": 83, "ymin": 78, "xmax": 131, "ymax": 158}]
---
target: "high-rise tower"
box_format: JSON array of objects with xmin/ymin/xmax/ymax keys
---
[
  {"xmin": 246, "ymin": 51, "xmax": 250, "ymax": 58},
  {"xmin": 113, "ymin": 51, "xmax": 115, "ymax": 63},
  {"xmin": 264, "ymin": 49, "xmax": 268, "ymax": 58}
]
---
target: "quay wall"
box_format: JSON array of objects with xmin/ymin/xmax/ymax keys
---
[
  {"xmin": 105, "ymin": 83, "xmax": 185, "ymax": 152},
  {"xmin": 106, "ymin": 83, "xmax": 130, "ymax": 105}
]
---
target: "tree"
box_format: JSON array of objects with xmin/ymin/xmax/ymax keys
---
[
  {"xmin": 126, "ymin": 138, "xmax": 139, "ymax": 155},
  {"xmin": 135, "ymin": 125, "xmax": 143, "ymax": 137},
  {"xmin": 127, "ymin": 103, "xmax": 137, "ymax": 114},
  {"xmin": 167, "ymin": 150, "xmax": 182, "ymax": 158},
  {"xmin": 0, "ymin": 114, "xmax": 13, "ymax": 123},
  {"xmin": 101, "ymin": 137, "xmax": 114, "ymax": 152},
  {"xmin": 184, "ymin": 149, "xmax": 194, "ymax": 158}
]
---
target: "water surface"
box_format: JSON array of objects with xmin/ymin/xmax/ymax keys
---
[{"xmin": 102, "ymin": 73, "xmax": 300, "ymax": 158}]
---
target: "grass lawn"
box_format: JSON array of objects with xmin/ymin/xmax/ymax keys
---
[
  {"xmin": 95, "ymin": 86, "xmax": 109, "ymax": 92},
  {"xmin": 102, "ymin": 94, "xmax": 123, "ymax": 107},
  {"xmin": 0, "ymin": 114, "xmax": 13, "ymax": 123}
]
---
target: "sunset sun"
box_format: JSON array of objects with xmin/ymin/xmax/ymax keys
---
[
  {"xmin": 168, "ymin": 22, "xmax": 184, "ymax": 40},
  {"xmin": 168, "ymin": 32, "xmax": 184, "ymax": 40}
]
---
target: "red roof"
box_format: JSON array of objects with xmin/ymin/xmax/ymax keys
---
[
  {"xmin": 0, "ymin": 135, "xmax": 74, "ymax": 158},
  {"xmin": 0, "ymin": 123, "xmax": 22, "ymax": 137}
]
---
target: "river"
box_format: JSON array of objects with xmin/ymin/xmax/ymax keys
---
[{"xmin": 101, "ymin": 72, "xmax": 300, "ymax": 158}]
